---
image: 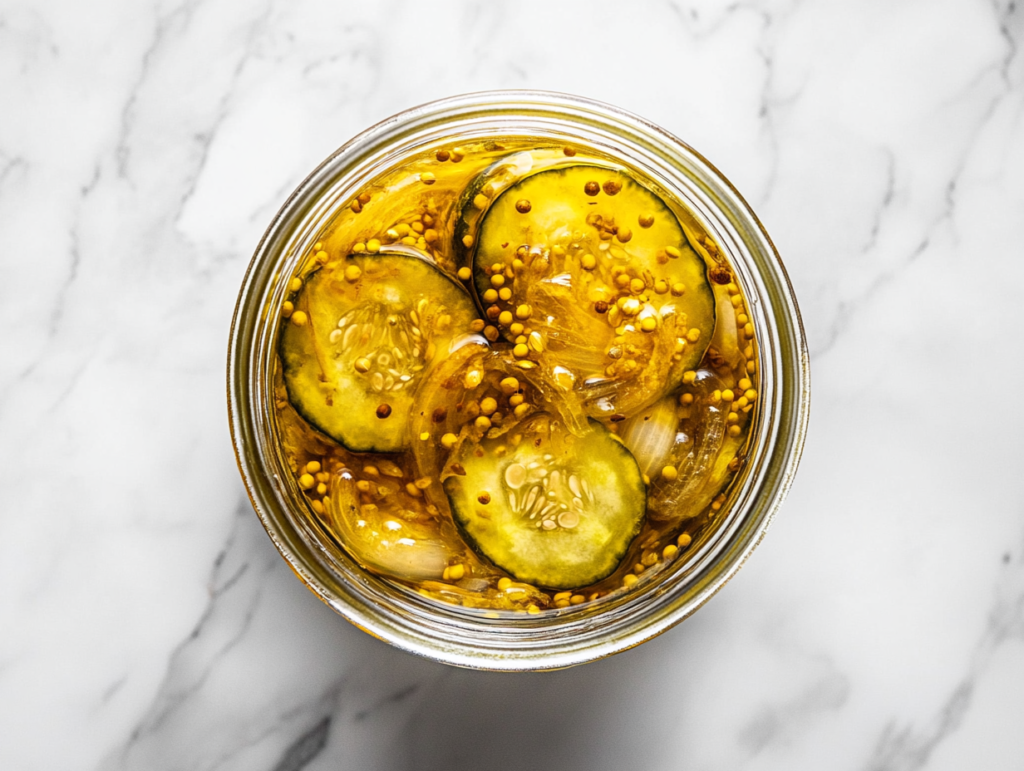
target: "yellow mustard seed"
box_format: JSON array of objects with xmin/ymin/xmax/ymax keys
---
[
  {"xmin": 513, "ymin": 403, "xmax": 531, "ymax": 419},
  {"xmin": 638, "ymin": 213, "xmax": 655, "ymax": 228},
  {"xmin": 663, "ymin": 544, "xmax": 678, "ymax": 559},
  {"xmin": 679, "ymin": 393, "xmax": 694, "ymax": 405},
  {"xmin": 290, "ymin": 310, "xmax": 308, "ymax": 326},
  {"xmin": 311, "ymin": 499, "xmax": 324, "ymax": 514},
  {"xmin": 490, "ymin": 274, "xmax": 505, "ymax": 288},
  {"xmin": 671, "ymin": 283, "xmax": 686, "ymax": 296},
  {"xmin": 581, "ymin": 253, "xmax": 597, "ymax": 270},
  {"xmin": 515, "ymin": 304, "xmax": 532, "ymax": 320},
  {"xmin": 366, "ymin": 238, "xmax": 381, "ymax": 253},
  {"xmin": 473, "ymin": 193, "xmax": 490, "ymax": 209},
  {"xmin": 354, "ymin": 357, "xmax": 371, "ymax": 373},
  {"xmin": 629, "ymin": 278, "xmax": 646, "ymax": 294},
  {"xmin": 728, "ymin": 425, "xmax": 742, "ymax": 437},
  {"xmin": 682, "ymin": 370, "xmax": 697, "ymax": 384},
  {"xmin": 457, "ymin": 267, "xmax": 472, "ymax": 281},
  {"xmin": 480, "ymin": 397, "xmax": 498, "ymax": 416},
  {"xmin": 419, "ymin": 432, "xmax": 430, "ymax": 441},
  {"xmin": 498, "ymin": 577, "xmax": 512, "ymax": 591},
  {"xmin": 281, "ymin": 301, "xmax": 294, "ymax": 317},
  {"xmin": 686, "ymin": 328, "xmax": 701, "ymax": 343},
  {"xmin": 288, "ymin": 277, "xmax": 302, "ymax": 293},
  {"xmin": 623, "ymin": 574, "xmax": 638, "ymax": 587},
  {"xmin": 474, "ymin": 416, "xmax": 492, "ymax": 431},
  {"xmin": 441, "ymin": 433, "xmax": 458, "ymax": 450},
  {"xmin": 500, "ymin": 377, "xmax": 520, "ymax": 395},
  {"xmin": 298, "ymin": 473, "xmax": 315, "ymax": 490},
  {"xmin": 509, "ymin": 322, "xmax": 524, "ymax": 336},
  {"xmin": 315, "ymin": 250, "xmax": 329, "ymax": 264},
  {"xmin": 721, "ymin": 389, "xmax": 735, "ymax": 402},
  {"xmin": 661, "ymin": 465, "xmax": 678, "ymax": 481},
  {"xmin": 640, "ymin": 317, "xmax": 657, "ymax": 332},
  {"xmin": 570, "ymin": 594, "xmax": 586, "ymax": 605},
  {"xmin": 462, "ymin": 234, "xmax": 474, "ymax": 248},
  {"xmin": 448, "ymin": 563, "xmax": 465, "ymax": 580},
  {"xmin": 513, "ymin": 343, "xmax": 529, "ymax": 358},
  {"xmin": 498, "ymin": 287, "xmax": 512, "ymax": 301},
  {"xmin": 677, "ymin": 533, "xmax": 692, "ymax": 548},
  {"xmin": 344, "ymin": 264, "xmax": 362, "ymax": 282},
  {"xmin": 483, "ymin": 288, "xmax": 499, "ymax": 304},
  {"xmin": 498, "ymin": 310, "xmax": 513, "ymax": 327},
  {"xmin": 316, "ymin": 482, "xmax": 327, "ymax": 495},
  {"xmin": 306, "ymin": 460, "xmax": 321, "ymax": 474},
  {"xmin": 420, "ymin": 172, "xmax": 436, "ymax": 185}
]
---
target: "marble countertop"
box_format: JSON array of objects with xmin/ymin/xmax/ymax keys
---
[{"xmin": 2, "ymin": 0, "xmax": 1022, "ymax": 768}]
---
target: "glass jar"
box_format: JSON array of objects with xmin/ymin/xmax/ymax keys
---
[{"xmin": 227, "ymin": 91, "xmax": 810, "ymax": 670}]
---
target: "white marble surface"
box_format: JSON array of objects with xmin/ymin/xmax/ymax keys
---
[{"xmin": 1, "ymin": 0, "xmax": 1022, "ymax": 768}]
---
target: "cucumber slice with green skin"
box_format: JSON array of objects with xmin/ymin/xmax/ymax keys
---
[
  {"xmin": 443, "ymin": 414, "xmax": 646, "ymax": 589},
  {"xmin": 467, "ymin": 164, "xmax": 716, "ymax": 419},
  {"xmin": 452, "ymin": 148, "xmax": 575, "ymax": 275},
  {"xmin": 279, "ymin": 249, "xmax": 479, "ymax": 453}
]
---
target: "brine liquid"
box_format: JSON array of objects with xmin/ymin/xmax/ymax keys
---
[{"xmin": 272, "ymin": 137, "xmax": 759, "ymax": 614}]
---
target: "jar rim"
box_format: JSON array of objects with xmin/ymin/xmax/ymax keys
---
[{"xmin": 227, "ymin": 90, "xmax": 810, "ymax": 670}]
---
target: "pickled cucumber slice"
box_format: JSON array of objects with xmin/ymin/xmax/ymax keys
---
[
  {"xmin": 453, "ymin": 148, "xmax": 574, "ymax": 270},
  {"xmin": 279, "ymin": 249, "xmax": 479, "ymax": 452},
  {"xmin": 467, "ymin": 164, "xmax": 716, "ymax": 418},
  {"xmin": 443, "ymin": 415, "xmax": 646, "ymax": 589}
]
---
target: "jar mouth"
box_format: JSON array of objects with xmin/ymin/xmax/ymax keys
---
[{"xmin": 228, "ymin": 90, "xmax": 810, "ymax": 671}]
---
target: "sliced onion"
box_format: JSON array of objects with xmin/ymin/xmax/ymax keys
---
[
  {"xmin": 328, "ymin": 470, "xmax": 449, "ymax": 581},
  {"xmin": 648, "ymin": 370, "xmax": 729, "ymax": 523},
  {"xmin": 618, "ymin": 394, "xmax": 682, "ymax": 478},
  {"xmin": 710, "ymin": 283, "xmax": 742, "ymax": 370}
]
